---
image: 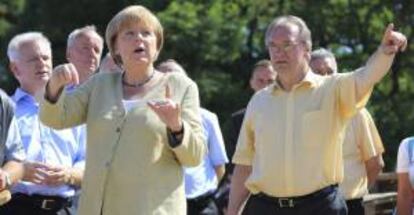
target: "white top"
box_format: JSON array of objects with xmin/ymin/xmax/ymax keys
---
[
  {"xmin": 396, "ymin": 137, "xmax": 414, "ymax": 187},
  {"xmin": 122, "ymin": 99, "xmax": 145, "ymax": 112}
]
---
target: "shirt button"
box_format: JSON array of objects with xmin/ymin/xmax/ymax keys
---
[{"xmin": 116, "ymin": 127, "xmax": 121, "ymax": 132}]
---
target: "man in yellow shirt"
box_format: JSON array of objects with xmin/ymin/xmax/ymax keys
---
[
  {"xmin": 227, "ymin": 15, "xmax": 406, "ymax": 215},
  {"xmin": 311, "ymin": 48, "xmax": 385, "ymax": 215}
]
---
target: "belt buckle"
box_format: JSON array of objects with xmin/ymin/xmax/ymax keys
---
[
  {"xmin": 41, "ymin": 199, "xmax": 55, "ymax": 210},
  {"xmin": 278, "ymin": 198, "xmax": 294, "ymax": 208}
]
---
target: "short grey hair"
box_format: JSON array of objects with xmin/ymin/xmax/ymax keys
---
[
  {"xmin": 7, "ymin": 32, "xmax": 51, "ymax": 62},
  {"xmin": 67, "ymin": 25, "xmax": 103, "ymax": 48},
  {"xmin": 157, "ymin": 59, "xmax": 187, "ymax": 76},
  {"xmin": 311, "ymin": 48, "xmax": 335, "ymax": 61},
  {"xmin": 265, "ymin": 15, "xmax": 312, "ymax": 51}
]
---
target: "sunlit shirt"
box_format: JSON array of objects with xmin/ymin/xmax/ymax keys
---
[
  {"xmin": 184, "ymin": 108, "xmax": 228, "ymax": 199},
  {"xmin": 11, "ymin": 88, "xmax": 86, "ymax": 198}
]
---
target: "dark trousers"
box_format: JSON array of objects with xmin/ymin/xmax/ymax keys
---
[
  {"xmin": 242, "ymin": 185, "xmax": 347, "ymax": 215},
  {"xmin": 346, "ymin": 198, "xmax": 364, "ymax": 215},
  {"xmin": 0, "ymin": 193, "xmax": 74, "ymax": 215},
  {"xmin": 187, "ymin": 191, "xmax": 219, "ymax": 215}
]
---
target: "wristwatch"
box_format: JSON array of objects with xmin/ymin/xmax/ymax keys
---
[{"xmin": 167, "ymin": 126, "xmax": 184, "ymax": 148}]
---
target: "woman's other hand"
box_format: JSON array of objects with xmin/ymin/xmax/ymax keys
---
[{"xmin": 148, "ymin": 85, "xmax": 183, "ymax": 132}]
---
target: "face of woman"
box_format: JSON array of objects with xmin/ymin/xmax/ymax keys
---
[{"xmin": 115, "ymin": 22, "xmax": 158, "ymax": 68}]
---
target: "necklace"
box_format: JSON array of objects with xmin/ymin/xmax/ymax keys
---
[{"xmin": 122, "ymin": 71, "xmax": 155, "ymax": 88}]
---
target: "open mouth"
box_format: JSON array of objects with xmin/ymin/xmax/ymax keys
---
[
  {"xmin": 36, "ymin": 71, "xmax": 49, "ymax": 75},
  {"xmin": 134, "ymin": 47, "xmax": 145, "ymax": 54},
  {"xmin": 275, "ymin": 61, "xmax": 288, "ymax": 65}
]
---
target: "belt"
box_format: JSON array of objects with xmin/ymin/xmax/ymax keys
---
[
  {"xmin": 346, "ymin": 198, "xmax": 363, "ymax": 207},
  {"xmin": 346, "ymin": 198, "xmax": 363, "ymax": 203},
  {"xmin": 254, "ymin": 184, "xmax": 338, "ymax": 208},
  {"xmin": 187, "ymin": 190, "xmax": 216, "ymax": 204},
  {"xmin": 13, "ymin": 193, "xmax": 73, "ymax": 211}
]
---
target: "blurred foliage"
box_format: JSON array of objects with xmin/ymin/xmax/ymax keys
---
[{"xmin": 0, "ymin": 0, "xmax": 413, "ymax": 170}]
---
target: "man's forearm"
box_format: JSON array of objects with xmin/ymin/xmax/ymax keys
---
[
  {"xmin": 66, "ymin": 167, "xmax": 83, "ymax": 187},
  {"xmin": 214, "ymin": 165, "xmax": 225, "ymax": 183},
  {"xmin": 355, "ymin": 48, "xmax": 395, "ymax": 100},
  {"xmin": 3, "ymin": 160, "xmax": 24, "ymax": 184},
  {"xmin": 227, "ymin": 165, "xmax": 252, "ymax": 215},
  {"xmin": 365, "ymin": 155, "xmax": 384, "ymax": 186}
]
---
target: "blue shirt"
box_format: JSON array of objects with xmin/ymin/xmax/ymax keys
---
[
  {"xmin": 1, "ymin": 118, "xmax": 25, "ymax": 165},
  {"xmin": 184, "ymin": 108, "xmax": 228, "ymax": 199},
  {"xmin": 12, "ymin": 88, "xmax": 86, "ymax": 197}
]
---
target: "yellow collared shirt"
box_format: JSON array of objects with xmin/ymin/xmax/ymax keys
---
[
  {"xmin": 340, "ymin": 108, "xmax": 384, "ymax": 199},
  {"xmin": 233, "ymin": 71, "xmax": 371, "ymax": 197}
]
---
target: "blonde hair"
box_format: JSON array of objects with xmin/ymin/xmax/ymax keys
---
[{"xmin": 105, "ymin": 5, "xmax": 164, "ymax": 65}]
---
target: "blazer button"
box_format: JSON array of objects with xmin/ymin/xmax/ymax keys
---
[{"xmin": 116, "ymin": 127, "xmax": 121, "ymax": 132}]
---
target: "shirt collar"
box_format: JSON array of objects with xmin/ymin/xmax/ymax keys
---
[
  {"xmin": 272, "ymin": 70, "xmax": 319, "ymax": 93},
  {"xmin": 13, "ymin": 88, "xmax": 36, "ymax": 104},
  {"xmin": 65, "ymin": 84, "xmax": 77, "ymax": 93}
]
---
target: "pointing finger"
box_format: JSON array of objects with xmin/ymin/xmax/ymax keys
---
[{"xmin": 382, "ymin": 23, "xmax": 394, "ymax": 44}]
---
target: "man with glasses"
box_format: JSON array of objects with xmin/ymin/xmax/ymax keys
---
[{"xmin": 227, "ymin": 15, "xmax": 407, "ymax": 215}]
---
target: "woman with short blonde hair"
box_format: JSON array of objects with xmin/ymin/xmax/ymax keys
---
[{"xmin": 40, "ymin": 5, "xmax": 206, "ymax": 215}]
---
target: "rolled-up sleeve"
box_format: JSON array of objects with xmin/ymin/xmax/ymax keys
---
[
  {"xmin": 396, "ymin": 138, "xmax": 412, "ymax": 173},
  {"xmin": 206, "ymin": 113, "xmax": 228, "ymax": 166},
  {"xmin": 4, "ymin": 117, "xmax": 25, "ymax": 162},
  {"xmin": 72, "ymin": 125, "xmax": 86, "ymax": 170},
  {"xmin": 232, "ymin": 98, "xmax": 256, "ymax": 166}
]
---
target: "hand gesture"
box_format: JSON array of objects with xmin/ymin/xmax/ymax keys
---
[
  {"xmin": 381, "ymin": 23, "xmax": 408, "ymax": 55},
  {"xmin": 46, "ymin": 63, "xmax": 79, "ymax": 101},
  {"xmin": 23, "ymin": 162, "xmax": 49, "ymax": 184},
  {"xmin": 23, "ymin": 162, "xmax": 69, "ymax": 186},
  {"xmin": 41, "ymin": 164, "xmax": 69, "ymax": 186},
  {"xmin": 148, "ymin": 85, "xmax": 183, "ymax": 132}
]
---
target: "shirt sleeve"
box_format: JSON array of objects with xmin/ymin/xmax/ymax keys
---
[
  {"xmin": 396, "ymin": 138, "xmax": 411, "ymax": 173},
  {"xmin": 204, "ymin": 112, "xmax": 228, "ymax": 166},
  {"xmin": 357, "ymin": 109, "xmax": 384, "ymax": 161},
  {"xmin": 4, "ymin": 117, "xmax": 25, "ymax": 163},
  {"xmin": 363, "ymin": 109, "xmax": 384, "ymax": 154},
  {"xmin": 335, "ymin": 71, "xmax": 373, "ymax": 120},
  {"xmin": 72, "ymin": 125, "xmax": 86, "ymax": 170},
  {"xmin": 232, "ymin": 97, "xmax": 256, "ymax": 166}
]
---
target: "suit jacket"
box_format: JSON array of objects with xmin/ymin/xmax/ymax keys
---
[{"xmin": 40, "ymin": 72, "xmax": 206, "ymax": 215}]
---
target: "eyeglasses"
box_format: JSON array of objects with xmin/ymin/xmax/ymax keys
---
[{"xmin": 267, "ymin": 42, "xmax": 301, "ymax": 53}]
